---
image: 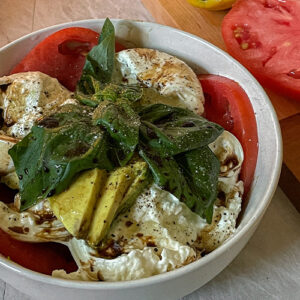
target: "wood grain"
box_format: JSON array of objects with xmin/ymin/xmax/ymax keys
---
[
  {"xmin": 142, "ymin": 0, "xmax": 226, "ymax": 50},
  {"xmin": 280, "ymin": 114, "xmax": 300, "ymax": 175},
  {"xmin": 279, "ymin": 114, "xmax": 300, "ymax": 211},
  {"xmin": 142, "ymin": 0, "xmax": 300, "ymax": 207}
]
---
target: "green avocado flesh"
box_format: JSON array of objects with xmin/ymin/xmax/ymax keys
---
[{"xmin": 49, "ymin": 161, "xmax": 149, "ymax": 245}]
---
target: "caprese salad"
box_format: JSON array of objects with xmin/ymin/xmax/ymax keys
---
[{"xmin": 0, "ymin": 18, "xmax": 257, "ymax": 281}]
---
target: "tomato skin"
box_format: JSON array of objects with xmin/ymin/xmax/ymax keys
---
[
  {"xmin": 10, "ymin": 27, "xmax": 99, "ymax": 92},
  {"xmin": 198, "ymin": 74, "xmax": 258, "ymax": 196},
  {"xmin": 0, "ymin": 229, "xmax": 77, "ymax": 275},
  {"xmin": 222, "ymin": 0, "xmax": 300, "ymax": 101},
  {"xmin": 10, "ymin": 27, "xmax": 126, "ymax": 91},
  {"xmin": 58, "ymin": 39, "xmax": 94, "ymax": 56}
]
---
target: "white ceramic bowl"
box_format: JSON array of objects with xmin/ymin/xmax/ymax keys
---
[{"xmin": 0, "ymin": 19, "xmax": 282, "ymax": 300}]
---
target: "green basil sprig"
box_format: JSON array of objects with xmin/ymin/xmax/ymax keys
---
[
  {"xmin": 93, "ymin": 99, "xmax": 140, "ymax": 166},
  {"xmin": 82, "ymin": 18, "xmax": 115, "ymax": 84}
]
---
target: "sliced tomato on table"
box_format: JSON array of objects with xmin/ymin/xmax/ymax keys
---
[
  {"xmin": 10, "ymin": 27, "xmax": 126, "ymax": 91},
  {"xmin": 198, "ymin": 74, "xmax": 258, "ymax": 196},
  {"xmin": 222, "ymin": 0, "xmax": 300, "ymax": 101}
]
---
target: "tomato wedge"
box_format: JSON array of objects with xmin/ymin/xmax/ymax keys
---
[
  {"xmin": 10, "ymin": 27, "xmax": 99, "ymax": 92},
  {"xmin": 10, "ymin": 27, "xmax": 126, "ymax": 91},
  {"xmin": 0, "ymin": 229, "xmax": 77, "ymax": 275},
  {"xmin": 222, "ymin": 0, "xmax": 300, "ymax": 101},
  {"xmin": 198, "ymin": 74, "xmax": 258, "ymax": 197}
]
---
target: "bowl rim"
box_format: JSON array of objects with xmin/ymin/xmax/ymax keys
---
[{"xmin": 0, "ymin": 18, "xmax": 282, "ymax": 290}]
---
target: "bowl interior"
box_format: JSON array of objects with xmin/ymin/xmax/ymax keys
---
[{"xmin": 0, "ymin": 19, "xmax": 282, "ymax": 291}]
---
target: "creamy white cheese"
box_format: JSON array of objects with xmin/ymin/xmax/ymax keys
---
[
  {"xmin": 201, "ymin": 183, "xmax": 242, "ymax": 252},
  {"xmin": 0, "ymin": 135, "xmax": 17, "ymax": 175},
  {"xmin": 0, "ymin": 72, "xmax": 72, "ymax": 138},
  {"xmin": 0, "ymin": 200, "xmax": 70, "ymax": 243},
  {"xmin": 54, "ymin": 185, "xmax": 206, "ymax": 281},
  {"xmin": 54, "ymin": 242, "xmax": 193, "ymax": 281},
  {"xmin": 114, "ymin": 48, "xmax": 205, "ymax": 114}
]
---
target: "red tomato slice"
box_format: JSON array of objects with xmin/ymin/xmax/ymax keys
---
[
  {"xmin": 10, "ymin": 27, "xmax": 126, "ymax": 91},
  {"xmin": 0, "ymin": 229, "xmax": 77, "ymax": 275},
  {"xmin": 10, "ymin": 27, "xmax": 99, "ymax": 92},
  {"xmin": 58, "ymin": 39, "xmax": 94, "ymax": 56},
  {"xmin": 198, "ymin": 74, "xmax": 258, "ymax": 197},
  {"xmin": 222, "ymin": 0, "xmax": 300, "ymax": 101}
]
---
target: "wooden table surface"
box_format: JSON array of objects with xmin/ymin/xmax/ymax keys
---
[{"xmin": 142, "ymin": 0, "xmax": 300, "ymax": 210}]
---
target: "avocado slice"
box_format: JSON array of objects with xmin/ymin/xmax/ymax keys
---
[
  {"xmin": 87, "ymin": 164, "xmax": 136, "ymax": 246},
  {"xmin": 116, "ymin": 161, "xmax": 150, "ymax": 216},
  {"xmin": 48, "ymin": 168, "xmax": 107, "ymax": 238}
]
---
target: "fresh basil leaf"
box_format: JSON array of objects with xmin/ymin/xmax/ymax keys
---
[
  {"xmin": 77, "ymin": 74, "xmax": 102, "ymax": 95},
  {"xmin": 138, "ymin": 103, "xmax": 186, "ymax": 123},
  {"xmin": 119, "ymin": 85, "xmax": 143, "ymax": 102},
  {"xmin": 96, "ymin": 84, "xmax": 119, "ymax": 102},
  {"xmin": 139, "ymin": 120, "xmax": 174, "ymax": 152},
  {"xmin": 176, "ymin": 147, "xmax": 220, "ymax": 223},
  {"xmin": 76, "ymin": 81, "xmax": 118, "ymax": 107},
  {"xmin": 139, "ymin": 147, "xmax": 200, "ymax": 211},
  {"xmin": 76, "ymin": 78, "xmax": 143, "ymax": 108},
  {"xmin": 139, "ymin": 104, "xmax": 223, "ymax": 157},
  {"xmin": 92, "ymin": 84, "xmax": 143, "ymax": 103},
  {"xmin": 93, "ymin": 100, "xmax": 140, "ymax": 166},
  {"xmin": 9, "ymin": 106, "xmax": 114, "ymax": 210},
  {"xmin": 99, "ymin": 18, "xmax": 115, "ymax": 44},
  {"xmin": 75, "ymin": 94, "xmax": 99, "ymax": 108},
  {"xmin": 81, "ymin": 18, "xmax": 115, "ymax": 83}
]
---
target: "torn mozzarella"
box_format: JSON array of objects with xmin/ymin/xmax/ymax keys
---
[
  {"xmin": 0, "ymin": 200, "xmax": 71, "ymax": 243},
  {"xmin": 54, "ymin": 186, "xmax": 206, "ymax": 281},
  {"xmin": 0, "ymin": 135, "xmax": 17, "ymax": 175},
  {"xmin": 0, "ymin": 72, "xmax": 72, "ymax": 138},
  {"xmin": 114, "ymin": 48, "xmax": 205, "ymax": 114}
]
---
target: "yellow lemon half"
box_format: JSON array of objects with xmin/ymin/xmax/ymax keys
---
[{"xmin": 187, "ymin": 0, "xmax": 236, "ymax": 11}]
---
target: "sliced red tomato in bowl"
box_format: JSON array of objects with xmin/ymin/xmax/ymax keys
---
[
  {"xmin": 198, "ymin": 74, "xmax": 258, "ymax": 197},
  {"xmin": 222, "ymin": 0, "xmax": 300, "ymax": 101},
  {"xmin": 10, "ymin": 27, "xmax": 126, "ymax": 91},
  {"xmin": 0, "ymin": 229, "xmax": 77, "ymax": 275}
]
